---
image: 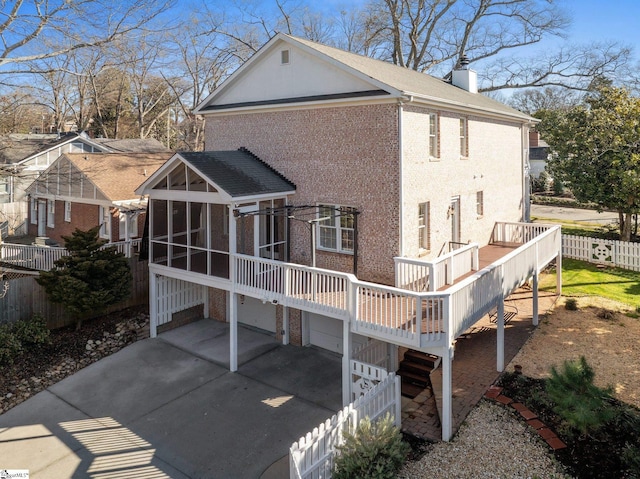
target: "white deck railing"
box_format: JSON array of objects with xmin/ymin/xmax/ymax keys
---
[
  {"xmin": 0, "ymin": 239, "xmax": 143, "ymax": 271},
  {"xmin": 394, "ymin": 242, "xmax": 479, "ymax": 292},
  {"xmin": 151, "ymin": 222, "xmax": 561, "ymax": 351}
]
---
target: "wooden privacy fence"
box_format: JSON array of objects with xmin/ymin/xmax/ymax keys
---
[
  {"xmin": 562, "ymin": 234, "xmax": 640, "ymax": 272},
  {"xmin": 290, "ymin": 371, "xmax": 401, "ymax": 479},
  {"xmin": 0, "ymin": 258, "xmax": 149, "ymax": 329}
]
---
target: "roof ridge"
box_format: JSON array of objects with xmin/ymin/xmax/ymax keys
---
[{"xmin": 237, "ymin": 147, "xmax": 296, "ymax": 189}]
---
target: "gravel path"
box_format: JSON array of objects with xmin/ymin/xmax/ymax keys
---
[{"xmin": 398, "ymin": 400, "xmax": 571, "ymax": 479}]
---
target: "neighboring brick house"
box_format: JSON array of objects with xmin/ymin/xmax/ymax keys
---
[
  {"xmin": 136, "ymin": 34, "xmax": 561, "ymax": 441},
  {"xmin": 27, "ymin": 152, "xmax": 173, "ymax": 246}
]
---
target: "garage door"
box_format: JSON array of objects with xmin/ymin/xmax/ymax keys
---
[
  {"xmin": 238, "ymin": 296, "xmax": 277, "ymax": 333},
  {"xmin": 308, "ymin": 313, "xmax": 367, "ymax": 354}
]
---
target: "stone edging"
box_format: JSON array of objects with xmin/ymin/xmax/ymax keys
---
[{"xmin": 485, "ymin": 385, "xmax": 567, "ymax": 451}]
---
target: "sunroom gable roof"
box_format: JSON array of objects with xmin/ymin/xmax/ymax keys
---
[{"xmin": 136, "ymin": 148, "xmax": 296, "ymax": 200}]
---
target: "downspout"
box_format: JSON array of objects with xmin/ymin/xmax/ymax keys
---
[{"xmin": 523, "ymin": 123, "xmax": 531, "ymax": 222}]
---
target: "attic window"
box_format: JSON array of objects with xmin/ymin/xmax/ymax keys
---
[{"xmin": 281, "ymin": 49, "xmax": 290, "ymax": 65}]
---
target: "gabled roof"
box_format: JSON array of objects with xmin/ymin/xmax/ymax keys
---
[
  {"xmin": 195, "ymin": 33, "xmax": 532, "ymax": 122},
  {"xmin": 64, "ymin": 152, "xmax": 173, "ymax": 201},
  {"xmin": 178, "ymin": 149, "xmax": 296, "ymax": 198},
  {"xmin": 91, "ymin": 138, "xmax": 171, "ymax": 153},
  {"xmin": 0, "ymin": 133, "xmax": 87, "ymax": 164},
  {"xmin": 136, "ymin": 148, "xmax": 296, "ymax": 200}
]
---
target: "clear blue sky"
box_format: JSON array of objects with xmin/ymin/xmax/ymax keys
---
[{"xmin": 563, "ymin": 0, "xmax": 640, "ymax": 50}]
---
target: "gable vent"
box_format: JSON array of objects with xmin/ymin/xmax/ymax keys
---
[{"xmin": 281, "ymin": 49, "xmax": 290, "ymax": 65}]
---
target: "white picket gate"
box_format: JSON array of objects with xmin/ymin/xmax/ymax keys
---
[
  {"xmin": 289, "ymin": 371, "xmax": 401, "ymax": 479},
  {"xmin": 562, "ymin": 234, "xmax": 640, "ymax": 271}
]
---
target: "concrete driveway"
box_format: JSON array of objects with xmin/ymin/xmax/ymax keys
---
[{"xmin": 0, "ymin": 320, "xmax": 342, "ymax": 478}]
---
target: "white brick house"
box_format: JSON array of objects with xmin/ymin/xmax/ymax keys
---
[{"xmin": 137, "ymin": 34, "xmax": 560, "ymax": 441}]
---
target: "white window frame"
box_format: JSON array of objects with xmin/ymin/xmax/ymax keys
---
[
  {"xmin": 99, "ymin": 205, "xmax": 111, "ymax": 239},
  {"xmin": 47, "ymin": 200, "xmax": 55, "ymax": 228},
  {"xmin": 317, "ymin": 204, "xmax": 356, "ymax": 254},
  {"xmin": 64, "ymin": 201, "xmax": 71, "ymax": 222},
  {"xmin": 476, "ymin": 191, "xmax": 484, "ymax": 217},
  {"xmin": 429, "ymin": 112, "xmax": 439, "ymax": 159},
  {"xmin": 418, "ymin": 202, "xmax": 430, "ymax": 253},
  {"xmin": 460, "ymin": 118, "xmax": 468, "ymax": 158},
  {"xmin": 281, "ymin": 49, "xmax": 290, "ymax": 65}
]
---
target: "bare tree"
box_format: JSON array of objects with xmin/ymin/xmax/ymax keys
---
[{"xmin": 0, "ymin": 1, "xmax": 174, "ymax": 73}]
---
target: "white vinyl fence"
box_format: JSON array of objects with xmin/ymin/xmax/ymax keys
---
[
  {"xmin": 562, "ymin": 235, "xmax": 640, "ymax": 271},
  {"xmin": 289, "ymin": 371, "xmax": 401, "ymax": 479}
]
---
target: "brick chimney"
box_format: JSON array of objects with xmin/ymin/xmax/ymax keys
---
[{"xmin": 451, "ymin": 55, "xmax": 477, "ymax": 94}]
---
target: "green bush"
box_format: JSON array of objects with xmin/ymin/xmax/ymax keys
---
[
  {"xmin": 546, "ymin": 356, "xmax": 615, "ymax": 437},
  {"xmin": 564, "ymin": 298, "xmax": 578, "ymax": 310},
  {"xmin": 333, "ymin": 413, "xmax": 410, "ymax": 479},
  {"xmin": 0, "ymin": 324, "xmax": 23, "ymax": 365},
  {"xmin": 13, "ymin": 313, "xmax": 49, "ymax": 346}
]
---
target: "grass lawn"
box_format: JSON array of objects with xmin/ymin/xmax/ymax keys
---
[{"xmin": 540, "ymin": 258, "xmax": 640, "ymax": 308}]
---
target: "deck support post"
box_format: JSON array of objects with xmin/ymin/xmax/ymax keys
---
[
  {"xmin": 388, "ymin": 344, "xmax": 399, "ymax": 372},
  {"xmin": 441, "ymin": 346, "xmax": 454, "ymax": 441},
  {"xmin": 229, "ymin": 291, "xmax": 238, "ymax": 372},
  {"xmin": 149, "ymin": 272, "xmax": 157, "ymax": 338},
  {"xmin": 496, "ymin": 296, "xmax": 505, "ymax": 372},
  {"xmin": 556, "ymin": 251, "xmax": 562, "ymax": 295},
  {"xmin": 532, "ymin": 271, "xmax": 539, "ymax": 326},
  {"xmin": 203, "ymin": 286, "xmax": 209, "ymax": 319},
  {"xmin": 282, "ymin": 306, "xmax": 289, "ymax": 345},
  {"xmin": 342, "ymin": 317, "xmax": 352, "ymax": 406}
]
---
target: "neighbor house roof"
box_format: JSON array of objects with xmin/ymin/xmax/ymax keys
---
[
  {"xmin": 0, "ymin": 133, "xmax": 83, "ymax": 164},
  {"xmin": 91, "ymin": 138, "xmax": 171, "ymax": 153},
  {"xmin": 64, "ymin": 152, "xmax": 173, "ymax": 201},
  {"xmin": 177, "ymin": 149, "xmax": 296, "ymax": 198},
  {"xmin": 195, "ymin": 33, "xmax": 533, "ymax": 122}
]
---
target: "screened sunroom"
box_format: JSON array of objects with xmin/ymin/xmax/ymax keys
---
[{"xmin": 137, "ymin": 149, "xmax": 297, "ymax": 280}]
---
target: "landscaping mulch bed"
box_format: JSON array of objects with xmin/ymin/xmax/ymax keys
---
[
  {"xmin": 497, "ymin": 372, "xmax": 640, "ymax": 479},
  {"xmin": 0, "ymin": 306, "xmax": 149, "ymax": 414}
]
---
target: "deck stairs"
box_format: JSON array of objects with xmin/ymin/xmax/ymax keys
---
[{"xmin": 397, "ymin": 350, "xmax": 441, "ymax": 399}]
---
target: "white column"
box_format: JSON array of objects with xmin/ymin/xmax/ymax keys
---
[
  {"xmin": 441, "ymin": 346, "xmax": 453, "ymax": 441},
  {"xmin": 149, "ymin": 272, "xmax": 158, "ymax": 338},
  {"xmin": 282, "ymin": 307, "xmax": 289, "ymax": 345},
  {"xmin": 496, "ymin": 297, "xmax": 505, "ymax": 372},
  {"xmin": 229, "ymin": 291, "xmax": 238, "ymax": 372},
  {"xmin": 532, "ymin": 271, "xmax": 539, "ymax": 326},
  {"xmin": 556, "ymin": 250, "xmax": 562, "ymax": 295},
  {"xmin": 342, "ymin": 317, "xmax": 352, "ymax": 406}
]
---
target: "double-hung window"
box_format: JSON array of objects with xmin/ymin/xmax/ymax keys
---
[
  {"xmin": 317, "ymin": 204, "xmax": 356, "ymax": 254},
  {"xmin": 99, "ymin": 206, "xmax": 111, "ymax": 239},
  {"xmin": 64, "ymin": 201, "xmax": 71, "ymax": 222},
  {"xmin": 47, "ymin": 200, "xmax": 55, "ymax": 228},
  {"xmin": 418, "ymin": 202, "xmax": 430, "ymax": 252},
  {"xmin": 476, "ymin": 191, "xmax": 484, "ymax": 217},
  {"xmin": 428, "ymin": 113, "xmax": 439, "ymax": 159},
  {"xmin": 460, "ymin": 118, "xmax": 468, "ymax": 158}
]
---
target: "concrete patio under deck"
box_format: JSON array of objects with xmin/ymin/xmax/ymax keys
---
[{"xmin": 401, "ymin": 288, "xmax": 559, "ymax": 441}]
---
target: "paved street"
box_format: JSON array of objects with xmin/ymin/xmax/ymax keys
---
[{"xmin": 531, "ymin": 204, "xmax": 618, "ymax": 226}]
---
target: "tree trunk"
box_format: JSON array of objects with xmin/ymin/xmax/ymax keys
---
[{"xmin": 621, "ymin": 211, "xmax": 632, "ymax": 242}]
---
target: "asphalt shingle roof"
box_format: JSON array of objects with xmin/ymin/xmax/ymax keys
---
[
  {"xmin": 178, "ymin": 149, "xmax": 296, "ymax": 198},
  {"xmin": 0, "ymin": 133, "xmax": 81, "ymax": 164},
  {"xmin": 286, "ymin": 35, "xmax": 531, "ymax": 121},
  {"xmin": 92, "ymin": 138, "xmax": 171, "ymax": 153},
  {"xmin": 65, "ymin": 152, "xmax": 173, "ymax": 201}
]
